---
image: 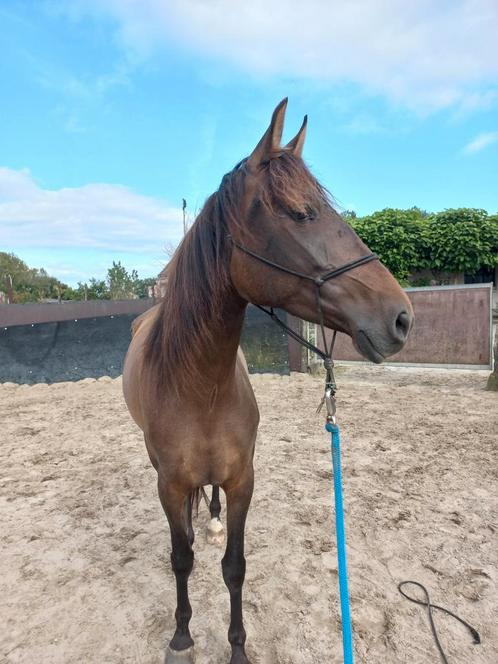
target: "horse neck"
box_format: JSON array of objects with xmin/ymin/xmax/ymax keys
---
[
  {"xmin": 154, "ymin": 262, "xmax": 248, "ymax": 399},
  {"xmin": 196, "ymin": 290, "xmax": 248, "ymax": 392}
]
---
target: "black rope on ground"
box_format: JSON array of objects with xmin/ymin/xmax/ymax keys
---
[{"xmin": 397, "ymin": 581, "xmax": 480, "ymax": 664}]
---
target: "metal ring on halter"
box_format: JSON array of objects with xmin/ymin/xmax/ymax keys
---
[{"xmin": 324, "ymin": 387, "xmax": 336, "ymax": 423}]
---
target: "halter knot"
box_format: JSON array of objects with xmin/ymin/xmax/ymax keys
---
[{"xmin": 323, "ymin": 357, "xmax": 334, "ymax": 371}]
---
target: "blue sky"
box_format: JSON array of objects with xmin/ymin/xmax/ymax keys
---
[{"xmin": 1, "ymin": 0, "xmax": 497, "ymax": 285}]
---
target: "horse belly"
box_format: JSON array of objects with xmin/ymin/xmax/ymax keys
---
[{"xmin": 147, "ymin": 388, "xmax": 259, "ymax": 489}]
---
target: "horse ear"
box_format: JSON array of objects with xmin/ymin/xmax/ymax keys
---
[
  {"xmin": 285, "ymin": 115, "xmax": 307, "ymax": 158},
  {"xmin": 247, "ymin": 98, "xmax": 288, "ymax": 168}
]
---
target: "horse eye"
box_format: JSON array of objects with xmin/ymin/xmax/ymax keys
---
[{"xmin": 292, "ymin": 207, "xmax": 316, "ymax": 223}]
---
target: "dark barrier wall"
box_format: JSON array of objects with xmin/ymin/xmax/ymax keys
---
[
  {"xmin": 241, "ymin": 307, "xmax": 290, "ymax": 374},
  {"xmin": 0, "ymin": 303, "xmax": 292, "ymax": 384},
  {"xmin": 327, "ymin": 284, "xmax": 493, "ymax": 367},
  {"xmin": 0, "ymin": 315, "xmax": 138, "ymax": 383}
]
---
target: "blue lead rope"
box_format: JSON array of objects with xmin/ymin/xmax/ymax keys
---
[{"xmin": 325, "ymin": 421, "xmax": 354, "ymax": 664}]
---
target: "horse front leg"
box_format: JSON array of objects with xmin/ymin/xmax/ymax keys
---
[
  {"xmin": 185, "ymin": 493, "xmax": 194, "ymax": 547},
  {"xmin": 158, "ymin": 478, "xmax": 195, "ymax": 663},
  {"xmin": 222, "ymin": 468, "xmax": 254, "ymax": 664},
  {"xmin": 207, "ymin": 484, "xmax": 225, "ymax": 545}
]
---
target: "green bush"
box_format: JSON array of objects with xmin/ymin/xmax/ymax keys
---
[
  {"xmin": 427, "ymin": 208, "xmax": 498, "ymax": 275},
  {"xmin": 346, "ymin": 207, "xmax": 498, "ymax": 282},
  {"xmin": 349, "ymin": 208, "xmax": 430, "ymax": 282}
]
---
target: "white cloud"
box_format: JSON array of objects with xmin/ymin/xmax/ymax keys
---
[
  {"xmin": 463, "ymin": 131, "xmax": 498, "ymax": 154},
  {"xmin": 54, "ymin": 0, "xmax": 498, "ymax": 113},
  {"xmin": 0, "ymin": 167, "xmax": 183, "ymax": 253}
]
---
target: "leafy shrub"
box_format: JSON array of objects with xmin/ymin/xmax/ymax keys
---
[
  {"xmin": 427, "ymin": 208, "xmax": 498, "ymax": 275},
  {"xmin": 349, "ymin": 208, "xmax": 430, "ymax": 282}
]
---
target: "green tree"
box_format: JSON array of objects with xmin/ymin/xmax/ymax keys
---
[
  {"xmin": 61, "ymin": 285, "xmax": 82, "ymax": 301},
  {"xmin": 133, "ymin": 277, "xmax": 156, "ymax": 298},
  {"xmin": 350, "ymin": 208, "xmax": 430, "ymax": 282},
  {"xmin": 0, "ymin": 252, "xmax": 66, "ymax": 303},
  {"xmin": 84, "ymin": 278, "xmax": 109, "ymax": 300},
  {"xmin": 59, "ymin": 269, "xmax": 155, "ymax": 301},
  {"xmin": 427, "ymin": 208, "xmax": 498, "ymax": 275},
  {"xmin": 0, "ymin": 252, "xmax": 156, "ymax": 302},
  {"xmin": 64, "ymin": 278, "xmax": 110, "ymax": 300},
  {"xmin": 107, "ymin": 261, "xmax": 136, "ymax": 299},
  {"xmin": 1, "ymin": 252, "xmax": 30, "ymax": 302}
]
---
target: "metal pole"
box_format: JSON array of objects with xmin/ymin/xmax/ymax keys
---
[{"xmin": 182, "ymin": 198, "xmax": 187, "ymax": 236}]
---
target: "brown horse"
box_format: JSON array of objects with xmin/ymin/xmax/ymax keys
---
[{"xmin": 122, "ymin": 99, "xmax": 413, "ymax": 663}]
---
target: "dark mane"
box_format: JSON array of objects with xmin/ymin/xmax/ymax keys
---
[{"xmin": 144, "ymin": 151, "xmax": 331, "ymax": 395}]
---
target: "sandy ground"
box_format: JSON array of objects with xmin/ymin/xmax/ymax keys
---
[{"xmin": 1, "ymin": 366, "xmax": 497, "ymax": 664}]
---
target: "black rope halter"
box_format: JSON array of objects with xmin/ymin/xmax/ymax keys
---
[{"xmin": 228, "ymin": 234, "xmax": 378, "ymax": 397}]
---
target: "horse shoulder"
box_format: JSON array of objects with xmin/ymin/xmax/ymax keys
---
[
  {"xmin": 123, "ymin": 304, "xmax": 161, "ymax": 430},
  {"xmin": 131, "ymin": 303, "xmax": 161, "ymax": 337},
  {"xmin": 237, "ymin": 347, "xmax": 249, "ymax": 376}
]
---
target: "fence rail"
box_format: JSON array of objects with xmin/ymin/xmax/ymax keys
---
[{"xmin": 0, "ymin": 299, "xmax": 154, "ymax": 327}]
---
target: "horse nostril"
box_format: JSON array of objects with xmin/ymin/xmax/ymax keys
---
[{"xmin": 395, "ymin": 310, "xmax": 411, "ymax": 340}]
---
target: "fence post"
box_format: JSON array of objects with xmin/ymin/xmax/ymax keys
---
[
  {"xmin": 486, "ymin": 324, "xmax": 497, "ymax": 391},
  {"xmin": 286, "ymin": 314, "xmax": 307, "ymax": 372}
]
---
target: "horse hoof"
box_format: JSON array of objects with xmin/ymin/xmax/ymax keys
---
[
  {"xmin": 229, "ymin": 652, "xmax": 252, "ymax": 664},
  {"xmin": 165, "ymin": 646, "xmax": 195, "ymax": 663},
  {"xmin": 206, "ymin": 517, "xmax": 224, "ymax": 546}
]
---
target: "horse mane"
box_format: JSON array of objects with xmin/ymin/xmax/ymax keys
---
[{"xmin": 144, "ymin": 151, "xmax": 331, "ymax": 395}]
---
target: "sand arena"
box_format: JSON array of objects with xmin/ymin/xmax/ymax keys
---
[{"xmin": 2, "ymin": 366, "xmax": 497, "ymax": 663}]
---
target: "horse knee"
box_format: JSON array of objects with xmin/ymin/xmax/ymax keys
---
[
  {"xmin": 171, "ymin": 547, "xmax": 194, "ymax": 576},
  {"xmin": 222, "ymin": 554, "xmax": 246, "ymax": 591}
]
